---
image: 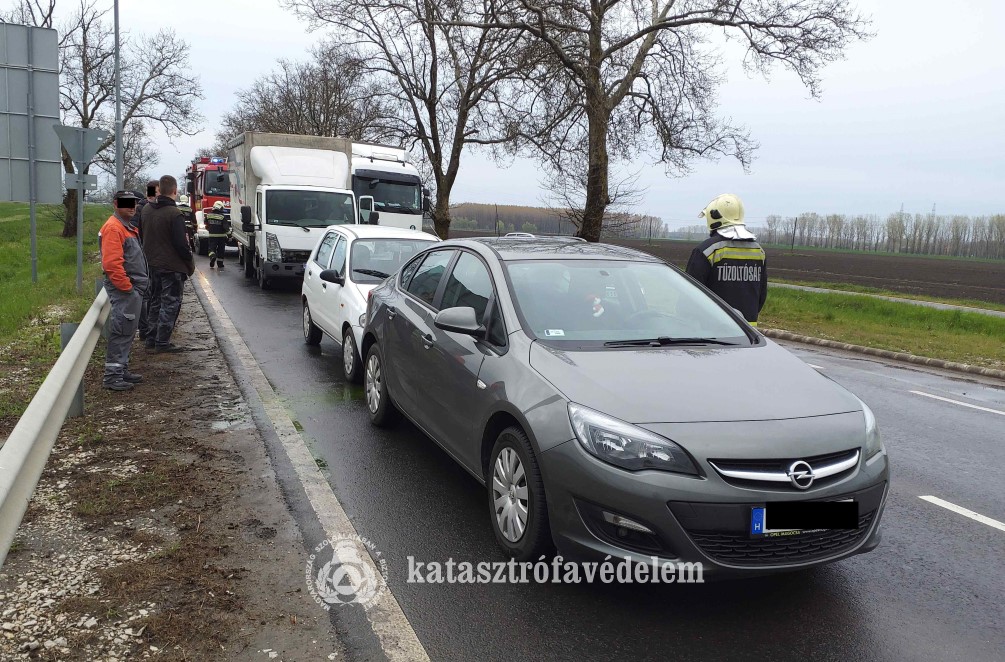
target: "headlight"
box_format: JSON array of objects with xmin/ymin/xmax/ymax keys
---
[
  {"xmin": 860, "ymin": 400, "xmax": 883, "ymax": 459},
  {"xmin": 359, "ymin": 313, "xmax": 367, "ymax": 327},
  {"xmin": 265, "ymin": 232, "xmax": 282, "ymax": 263},
  {"xmin": 568, "ymin": 403, "xmax": 698, "ymax": 474}
]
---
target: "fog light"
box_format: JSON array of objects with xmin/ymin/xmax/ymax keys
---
[
  {"xmin": 602, "ymin": 511, "xmax": 654, "ymax": 534},
  {"xmin": 272, "ymin": 264, "xmax": 280, "ymax": 271}
]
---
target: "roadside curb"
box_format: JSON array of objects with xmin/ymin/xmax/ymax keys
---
[{"xmin": 761, "ymin": 328, "xmax": 1005, "ymax": 382}]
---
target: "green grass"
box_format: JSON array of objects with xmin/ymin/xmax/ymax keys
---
[
  {"xmin": 761, "ymin": 288, "xmax": 1005, "ymax": 369},
  {"xmin": 0, "ymin": 201, "xmax": 110, "ymax": 421},
  {"xmin": 771, "ymin": 279, "xmax": 1005, "ymax": 313}
]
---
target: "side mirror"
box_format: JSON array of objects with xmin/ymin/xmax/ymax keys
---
[
  {"xmin": 319, "ymin": 269, "xmax": 344, "ymax": 285},
  {"xmin": 240, "ymin": 205, "xmax": 256, "ymax": 233},
  {"xmin": 369, "ymin": 211, "xmax": 380, "ymax": 225},
  {"xmin": 186, "ymin": 181, "xmax": 195, "ymax": 196},
  {"xmin": 422, "ymin": 187, "xmax": 432, "ymax": 213},
  {"xmin": 434, "ymin": 307, "xmax": 485, "ymax": 338}
]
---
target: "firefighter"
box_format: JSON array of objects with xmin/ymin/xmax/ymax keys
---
[
  {"xmin": 685, "ymin": 193, "xmax": 768, "ymax": 326},
  {"xmin": 177, "ymin": 194, "xmax": 196, "ymax": 252},
  {"xmin": 204, "ymin": 200, "xmax": 232, "ymax": 269}
]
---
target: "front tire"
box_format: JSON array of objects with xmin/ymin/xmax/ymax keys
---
[
  {"xmin": 488, "ymin": 427, "xmax": 553, "ymax": 561},
  {"xmin": 258, "ymin": 262, "xmax": 272, "ymax": 290},
  {"xmin": 243, "ymin": 247, "xmax": 255, "ymax": 278},
  {"xmin": 195, "ymin": 236, "xmax": 208, "ymax": 256},
  {"xmin": 303, "ymin": 302, "xmax": 322, "ymax": 345},
  {"xmin": 343, "ymin": 328, "xmax": 363, "ymax": 383},
  {"xmin": 364, "ymin": 343, "xmax": 400, "ymax": 427}
]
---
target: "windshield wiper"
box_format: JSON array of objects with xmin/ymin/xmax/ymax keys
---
[
  {"xmin": 603, "ymin": 337, "xmax": 739, "ymax": 348},
  {"xmin": 353, "ymin": 268, "xmax": 391, "ymax": 278}
]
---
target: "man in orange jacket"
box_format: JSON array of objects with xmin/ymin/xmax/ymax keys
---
[{"xmin": 99, "ymin": 191, "xmax": 149, "ymax": 390}]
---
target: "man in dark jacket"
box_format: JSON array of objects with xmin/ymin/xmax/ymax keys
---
[
  {"xmin": 99, "ymin": 191, "xmax": 149, "ymax": 390},
  {"xmin": 134, "ymin": 180, "xmax": 158, "ymax": 342},
  {"xmin": 685, "ymin": 193, "xmax": 768, "ymax": 326},
  {"xmin": 141, "ymin": 175, "xmax": 195, "ymax": 352}
]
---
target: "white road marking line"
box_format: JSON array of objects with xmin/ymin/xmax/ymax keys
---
[
  {"xmin": 807, "ymin": 363, "xmax": 825, "ymax": 370},
  {"xmin": 908, "ymin": 390, "xmax": 1005, "ymax": 416},
  {"xmin": 919, "ymin": 496, "xmax": 1005, "ymax": 533},
  {"xmin": 198, "ymin": 272, "xmax": 430, "ymax": 662}
]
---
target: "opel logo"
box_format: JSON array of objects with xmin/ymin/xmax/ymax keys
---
[{"xmin": 787, "ymin": 460, "xmax": 816, "ymax": 489}]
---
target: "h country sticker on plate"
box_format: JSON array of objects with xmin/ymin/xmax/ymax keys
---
[{"xmin": 750, "ymin": 500, "xmax": 858, "ymax": 537}]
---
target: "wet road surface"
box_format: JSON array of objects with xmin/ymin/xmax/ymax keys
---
[{"xmin": 198, "ymin": 261, "xmax": 1005, "ymax": 662}]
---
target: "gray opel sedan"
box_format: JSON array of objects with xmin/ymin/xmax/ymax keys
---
[{"xmin": 361, "ymin": 237, "xmax": 889, "ymax": 577}]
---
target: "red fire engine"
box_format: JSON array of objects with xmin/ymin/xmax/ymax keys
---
[{"xmin": 185, "ymin": 156, "xmax": 230, "ymax": 214}]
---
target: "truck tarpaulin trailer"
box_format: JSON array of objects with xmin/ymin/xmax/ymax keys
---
[{"xmin": 227, "ymin": 132, "xmax": 363, "ymax": 290}]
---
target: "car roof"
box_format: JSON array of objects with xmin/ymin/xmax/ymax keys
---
[
  {"xmin": 438, "ymin": 236, "xmax": 662, "ymax": 262},
  {"xmin": 325, "ymin": 224, "xmax": 440, "ymax": 242}
]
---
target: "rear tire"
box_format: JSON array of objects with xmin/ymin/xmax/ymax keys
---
[
  {"xmin": 364, "ymin": 343, "xmax": 400, "ymax": 428},
  {"xmin": 343, "ymin": 328, "xmax": 363, "ymax": 383},
  {"xmin": 243, "ymin": 247, "xmax": 255, "ymax": 278},
  {"xmin": 488, "ymin": 427, "xmax": 553, "ymax": 561},
  {"xmin": 303, "ymin": 302, "xmax": 322, "ymax": 345},
  {"xmin": 195, "ymin": 237, "xmax": 208, "ymax": 256}
]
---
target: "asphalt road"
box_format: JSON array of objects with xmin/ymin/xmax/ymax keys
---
[{"xmin": 198, "ymin": 261, "xmax": 1005, "ymax": 662}]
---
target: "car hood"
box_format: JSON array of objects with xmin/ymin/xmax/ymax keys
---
[{"xmin": 528, "ymin": 339, "xmax": 860, "ymax": 423}]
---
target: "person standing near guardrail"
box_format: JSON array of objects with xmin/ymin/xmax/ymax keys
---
[
  {"xmin": 685, "ymin": 193, "xmax": 768, "ymax": 326},
  {"xmin": 135, "ymin": 180, "xmax": 158, "ymax": 344},
  {"xmin": 98, "ymin": 191, "xmax": 149, "ymax": 391},
  {"xmin": 141, "ymin": 175, "xmax": 195, "ymax": 353}
]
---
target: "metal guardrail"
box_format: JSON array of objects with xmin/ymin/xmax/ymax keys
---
[{"xmin": 0, "ymin": 288, "xmax": 110, "ymax": 569}]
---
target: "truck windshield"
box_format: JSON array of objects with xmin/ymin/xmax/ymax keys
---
[
  {"xmin": 353, "ymin": 177, "xmax": 421, "ymax": 214},
  {"xmin": 265, "ymin": 190, "xmax": 356, "ymax": 228},
  {"xmin": 203, "ymin": 171, "xmax": 230, "ymax": 196}
]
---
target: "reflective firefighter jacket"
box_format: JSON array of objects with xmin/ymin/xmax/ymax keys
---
[
  {"xmin": 204, "ymin": 210, "xmax": 231, "ymax": 238},
  {"xmin": 685, "ymin": 233, "xmax": 768, "ymax": 325}
]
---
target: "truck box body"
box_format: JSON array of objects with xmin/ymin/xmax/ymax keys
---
[
  {"xmin": 351, "ymin": 143, "xmax": 425, "ymax": 231},
  {"xmin": 228, "ymin": 132, "xmax": 358, "ymax": 286}
]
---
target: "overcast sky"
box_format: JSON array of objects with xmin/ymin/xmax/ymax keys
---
[{"xmin": 107, "ymin": 0, "xmax": 1004, "ymax": 227}]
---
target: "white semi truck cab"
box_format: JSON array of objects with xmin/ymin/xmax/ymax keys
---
[
  {"xmin": 351, "ymin": 143, "xmax": 430, "ymax": 232},
  {"xmin": 228, "ymin": 133, "xmax": 362, "ymax": 290}
]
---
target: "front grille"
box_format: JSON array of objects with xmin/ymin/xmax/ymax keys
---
[
  {"xmin": 708, "ymin": 448, "xmax": 860, "ymax": 490},
  {"xmin": 687, "ymin": 512, "xmax": 873, "ymax": 566},
  {"xmin": 281, "ymin": 249, "xmax": 311, "ymax": 264}
]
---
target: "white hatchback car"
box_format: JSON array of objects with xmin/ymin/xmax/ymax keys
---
[{"xmin": 302, "ymin": 225, "xmax": 440, "ymax": 381}]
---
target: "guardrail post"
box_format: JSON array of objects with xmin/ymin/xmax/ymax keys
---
[{"xmin": 60, "ymin": 323, "xmax": 85, "ymax": 418}]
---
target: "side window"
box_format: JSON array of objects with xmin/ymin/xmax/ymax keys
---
[
  {"xmin": 331, "ymin": 237, "xmax": 348, "ymax": 276},
  {"xmin": 314, "ymin": 232, "xmax": 338, "ymax": 268},
  {"xmin": 405, "ymin": 249, "xmax": 455, "ymax": 308},
  {"xmin": 440, "ymin": 252, "xmax": 493, "ymax": 322},
  {"xmin": 399, "ymin": 254, "xmax": 424, "ymax": 290},
  {"xmin": 485, "ymin": 299, "xmax": 507, "ymax": 347}
]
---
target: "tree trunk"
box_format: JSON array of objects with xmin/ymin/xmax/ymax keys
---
[
  {"xmin": 61, "ymin": 188, "xmax": 79, "ymax": 238},
  {"xmin": 433, "ymin": 197, "xmax": 452, "ymax": 239},
  {"xmin": 579, "ymin": 105, "xmax": 610, "ymax": 243}
]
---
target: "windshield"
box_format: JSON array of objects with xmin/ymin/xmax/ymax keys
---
[
  {"xmin": 505, "ymin": 259, "xmax": 749, "ymax": 346},
  {"xmin": 350, "ymin": 238, "xmax": 435, "ymax": 284},
  {"xmin": 353, "ymin": 177, "xmax": 421, "ymax": 214},
  {"xmin": 265, "ymin": 190, "xmax": 356, "ymax": 228},
  {"xmin": 204, "ymin": 171, "xmax": 229, "ymax": 197}
]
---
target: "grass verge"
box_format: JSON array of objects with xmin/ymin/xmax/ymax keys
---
[
  {"xmin": 771, "ymin": 278, "xmax": 1005, "ymax": 313},
  {"xmin": 0, "ymin": 201, "xmax": 110, "ymax": 424},
  {"xmin": 761, "ymin": 287, "xmax": 1005, "ymax": 369}
]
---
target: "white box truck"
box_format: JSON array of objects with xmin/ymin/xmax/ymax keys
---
[
  {"xmin": 228, "ymin": 132, "xmax": 368, "ymax": 289},
  {"xmin": 351, "ymin": 142, "xmax": 430, "ymax": 231}
]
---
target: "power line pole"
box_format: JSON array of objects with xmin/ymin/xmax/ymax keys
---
[{"xmin": 113, "ymin": 0, "xmax": 123, "ymax": 190}]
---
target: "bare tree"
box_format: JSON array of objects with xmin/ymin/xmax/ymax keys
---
[
  {"xmin": 1, "ymin": 0, "xmax": 56, "ymax": 26},
  {"xmin": 207, "ymin": 39, "xmax": 398, "ymax": 153},
  {"xmin": 287, "ymin": 0, "xmax": 540, "ymax": 238},
  {"xmin": 10, "ymin": 1, "xmax": 204, "ymax": 236},
  {"xmin": 92, "ymin": 119, "xmax": 158, "ymax": 191},
  {"xmin": 542, "ymin": 153, "xmax": 646, "ymax": 237},
  {"xmin": 461, "ymin": 1, "xmax": 870, "ymax": 241}
]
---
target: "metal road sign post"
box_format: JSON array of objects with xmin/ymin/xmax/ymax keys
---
[{"xmin": 53, "ymin": 124, "xmax": 108, "ymax": 294}]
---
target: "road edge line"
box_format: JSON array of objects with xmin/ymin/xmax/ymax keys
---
[
  {"xmin": 193, "ymin": 271, "xmax": 430, "ymax": 662},
  {"xmin": 918, "ymin": 496, "xmax": 1005, "ymax": 533}
]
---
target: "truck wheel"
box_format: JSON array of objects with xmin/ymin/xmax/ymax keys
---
[
  {"xmin": 258, "ymin": 264, "xmax": 272, "ymax": 290},
  {"xmin": 195, "ymin": 237, "xmax": 208, "ymax": 256}
]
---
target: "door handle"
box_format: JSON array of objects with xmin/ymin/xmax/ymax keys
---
[
  {"xmin": 322, "ymin": 283, "xmax": 326, "ymax": 290},
  {"xmin": 387, "ymin": 308, "xmax": 397, "ymax": 319},
  {"xmin": 421, "ymin": 333, "xmax": 434, "ymax": 349}
]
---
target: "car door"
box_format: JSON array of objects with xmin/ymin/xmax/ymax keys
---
[
  {"xmin": 321, "ymin": 235, "xmax": 349, "ymax": 334},
  {"xmin": 305, "ymin": 231, "xmax": 338, "ymax": 332},
  {"xmin": 387, "ymin": 248, "xmax": 457, "ymax": 425},
  {"xmin": 424, "ymin": 251, "xmax": 506, "ymax": 471}
]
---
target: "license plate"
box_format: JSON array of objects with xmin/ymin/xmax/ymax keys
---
[{"xmin": 751, "ymin": 500, "xmax": 858, "ymax": 537}]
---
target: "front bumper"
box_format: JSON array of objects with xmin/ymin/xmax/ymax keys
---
[
  {"xmin": 540, "ymin": 439, "xmax": 888, "ymax": 578},
  {"xmin": 260, "ymin": 259, "xmax": 306, "ymax": 279}
]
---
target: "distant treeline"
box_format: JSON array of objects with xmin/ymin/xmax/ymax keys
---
[
  {"xmin": 450, "ymin": 203, "xmax": 670, "ymax": 239},
  {"xmin": 673, "ymin": 211, "xmax": 1005, "ymax": 259}
]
